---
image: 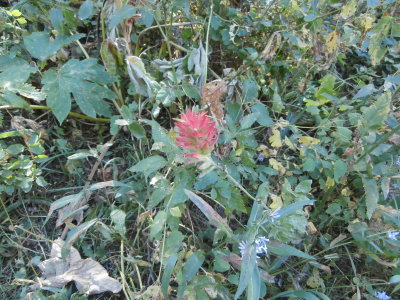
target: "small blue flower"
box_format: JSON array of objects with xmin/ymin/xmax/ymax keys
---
[
  {"xmin": 255, "ymin": 237, "xmax": 269, "ymax": 255},
  {"xmin": 238, "ymin": 237, "xmax": 270, "ymax": 258},
  {"xmin": 396, "ymin": 160, "xmax": 400, "ymax": 167},
  {"xmin": 257, "ymin": 152, "xmax": 264, "ymax": 162},
  {"xmin": 375, "ymin": 291, "xmax": 391, "ymax": 300},
  {"xmin": 387, "ymin": 231, "xmax": 400, "ymax": 241}
]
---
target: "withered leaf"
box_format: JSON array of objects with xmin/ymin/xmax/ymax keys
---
[{"xmin": 29, "ymin": 238, "xmax": 122, "ymax": 295}]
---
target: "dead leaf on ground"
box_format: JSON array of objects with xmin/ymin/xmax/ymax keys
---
[{"xmin": 29, "ymin": 238, "xmax": 122, "ymax": 296}]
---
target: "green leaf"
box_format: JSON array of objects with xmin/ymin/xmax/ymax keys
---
[
  {"xmin": 362, "ymin": 177, "xmax": 379, "ymax": 219},
  {"xmin": 128, "ymin": 121, "xmax": 146, "ymax": 139},
  {"xmin": 334, "ymin": 160, "xmax": 348, "ymax": 183},
  {"xmin": 129, "ymin": 155, "xmax": 167, "ymax": 177},
  {"xmin": 240, "ymin": 112, "xmax": 258, "ymax": 129},
  {"xmin": 62, "ymin": 218, "xmax": 97, "ymax": 258},
  {"xmin": 353, "ymin": 84, "xmax": 376, "ymax": 99},
  {"xmin": 251, "ymin": 103, "xmax": 273, "ymax": 127},
  {"xmin": 235, "ymin": 244, "xmax": 257, "ymax": 299},
  {"xmin": 45, "ymin": 192, "xmax": 84, "ymax": 225},
  {"xmin": 162, "ymin": 254, "xmax": 178, "ymax": 298},
  {"xmin": 268, "ymin": 242, "xmax": 315, "ymax": 260},
  {"xmin": 110, "ymin": 207, "xmax": 126, "ymax": 236},
  {"xmin": 0, "ymin": 92, "xmax": 29, "ymax": 107},
  {"xmin": 340, "ymin": 0, "xmax": 357, "ymax": 19},
  {"xmin": 242, "ymin": 80, "xmax": 258, "ymax": 103},
  {"xmin": 42, "ymin": 58, "xmax": 114, "ymax": 123},
  {"xmin": 150, "ymin": 210, "xmax": 167, "ymax": 240},
  {"xmin": 24, "ymin": 32, "xmax": 85, "ymax": 61},
  {"xmin": 294, "ymin": 180, "xmax": 312, "ymax": 194},
  {"xmin": 16, "ymin": 83, "xmax": 46, "ymax": 102},
  {"xmin": 0, "ymin": 55, "xmax": 37, "ymax": 88},
  {"xmin": 108, "ymin": 4, "xmax": 136, "ymax": 29},
  {"xmin": 268, "ymin": 200, "xmax": 315, "ymax": 222},
  {"xmin": 185, "ymin": 190, "xmax": 233, "ymax": 237},
  {"xmin": 182, "ymin": 83, "xmax": 201, "ymax": 101},
  {"xmin": 359, "ymin": 92, "xmax": 391, "ymax": 135},
  {"xmin": 183, "ymin": 252, "xmax": 205, "ymax": 282},
  {"xmin": 50, "ymin": 8, "xmax": 64, "ymax": 31},
  {"xmin": 78, "ymin": 0, "xmax": 94, "ymax": 20},
  {"xmin": 156, "ymin": 86, "xmax": 176, "ymax": 107},
  {"xmin": 368, "ymin": 16, "xmax": 393, "ymax": 66}
]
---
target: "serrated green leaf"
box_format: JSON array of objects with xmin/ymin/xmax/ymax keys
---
[
  {"xmin": 251, "ymin": 103, "xmax": 273, "ymax": 127},
  {"xmin": 24, "ymin": 32, "xmax": 85, "ymax": 61},
  {"xmin": 42, "ymin": 59, "xmax": 114, "ymax": 123},
  {"xmin": 359, "ymin": 92, "xmax": 391, "ymax": 135},
  {"xmin": 369, "ymin": 16, "xmax": 393, "ymax": 66}
]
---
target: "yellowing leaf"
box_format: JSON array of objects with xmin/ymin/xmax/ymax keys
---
[
  {"xmin": 298, "ymin": 136, "xmax": 320, "ymax": 146},
  {"xmin": 325, "ymin": 176, "xmax": 335, "ymax": 188},
  {"xmin": 340, "ymin": 0, "xmax": 357, "ymax": 19},
  {"xmin": 269, "ymin": 194, "xmax": 283, "ymax": 210},
  {"xmin": 269, "ymin": 129, "xmax": 282, "ymax": 148},
  {"xmin": 7, "ymin": 9, "xmax": 22, "ymax": 17},
  {"xmin": 284, "ymin": 136, "xmax": 296, "ymax": 151},
  {"xmin": 326, "ymin": 30, "xmax": 339, "ymax": 54},
  {"xmin": 362, "ymin": 14, "xmax": 375, "ymax": 31},
  {"xmin": 269, "ymin": 158, "xmax": 286, "ymax": 175}
]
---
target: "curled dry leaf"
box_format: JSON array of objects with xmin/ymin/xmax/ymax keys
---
[
  {"xmin": 259, "ymin": 32, "xmax": 282, "ymax": 61},
  {"xmin": 202, "ymin": 79, "xmax": 227, "ymax": 121},
  {"xmin": 29, "ymin": 238, "xmax": 122, "ymax": 295}
]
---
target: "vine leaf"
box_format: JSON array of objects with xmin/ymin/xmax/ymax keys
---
[
  {"xmin": 42, "ymin": 59, "xmax": 115, "ymax": 123},
  {"xmin": 24, "ymin": 32, "xmax": 84, "ymax": 61}
]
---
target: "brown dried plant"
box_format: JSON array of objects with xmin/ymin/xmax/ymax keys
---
[{"xmin": 202, "ymin": 79, "xmax": 227, "ymax": 122}]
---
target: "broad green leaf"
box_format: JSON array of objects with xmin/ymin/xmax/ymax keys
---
[
  {"xmin": 242, "ymin": 80, "xmax": 258, "ymax": 103},
  {"xmin": 268, "ymin": 242, "xmax": 315, "ymax": 260},
  {"xmin": 353, "ymin": 84, "xmax": 376, "ymax": 99},
  {"xmin": 182, "ymin": 83, "xmax": 201, "ymax": 101},
  {"xmin": 0, "ymin": 55, "xmax": 37, "ymax": 88},
  {"xmin": 162, "ymin": 254, "xmax": 178, "ymax": 298},
  {"xmin": 251, "ymin": 103, "xmax": 273, "ymax": 127},
  {"xmin": 129, "ymin": 155, "xmax": 167, "ymax": 177},
  {"xmin": 369, "ymin": 16, "xmax": 393, "ymax": 66},
  {"xmin": 0, "ymin": 91, "xmax": 29, "ymax": 107},
  {"xmin": 156, "ymin": 86, "xmax": 176, "ymax": 107},
  {"xmin": 128, "ymin": 121, "xmax": 146, "ymax": 139},
  {"xmin": 50, "ymin": 8, "xmax": 64, "ymax": 31},
  {"xmin": 108, "ymin": 4, "xmax": 136, "ymax": 29},
  {"xmin": 78, "ymin": 0, "xmax": 94, "ymax": 20},
  {"xmin": 334, "ymin": 160, "xmax": 348, "ymax": 183},
  {"xmin": 240, "ymin": 112, "xmax": 258, "ymax": 130},
  {"xmin": 362, "ymin": 177, "xmax": 379, "ymax": 219},
  {"xmin": 24, "ymin": 32, "xmax": 85, "ymax": 61},
  {"xmin": 183, "ymin": 252, "xmax": 205, "ymax": 282},
  {"xmin": 150, "ymin": 210, "xmax": 167, "ymax": 239},
  {"xmin": 247, "ymin": 264, "xmax": 261, "ymax": 300},
  {"xmin": 42, "ymin": 58, "xmax": 114, "ymax": 123},
  {"xmin": 110, "ymin": 207, "xmax": 126, "ymax": 236},
  {"xmin": 359, "ymin": 92, "xmax": 391, "ymax": 135}
]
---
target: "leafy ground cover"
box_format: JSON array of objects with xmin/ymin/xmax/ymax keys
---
[{"xmin": 0, "ymin": 0, "xmax": 399, "ymax": 299}]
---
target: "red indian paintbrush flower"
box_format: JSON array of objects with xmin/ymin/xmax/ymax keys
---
[{"xmin": 175, "ymin": 109, "xmax": 218, "ymax": 161}]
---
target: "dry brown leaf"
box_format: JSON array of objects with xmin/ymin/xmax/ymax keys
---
[
  {"xmin": 202, "ymin": 79, "xmax": 227, "ymax": 121},
  {"xmin": 259, "ymin": 32, "xmax": 282, "ymax": 60},
  {"xmin": 29, "ymin": 238, "xmax": 122, "ymax": 295}
]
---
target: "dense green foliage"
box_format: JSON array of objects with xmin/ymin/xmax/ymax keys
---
[{"xmin": 0, "ymin": 0, "xmax": 399, "ymax": 299}]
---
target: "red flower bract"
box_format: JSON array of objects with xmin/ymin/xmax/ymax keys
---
[{"xmin": 175, "ymin": 109, "xmax": 218, "ymax": 155}]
